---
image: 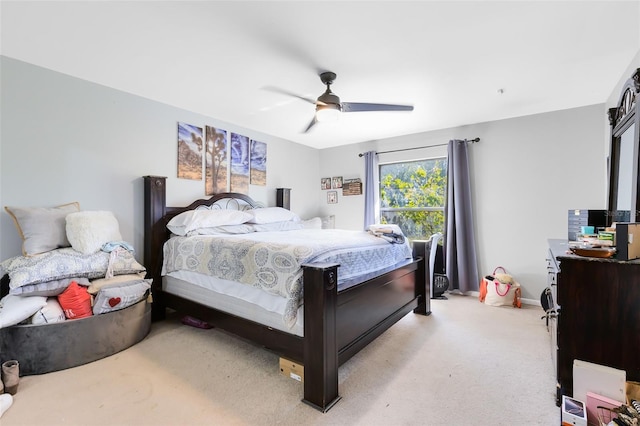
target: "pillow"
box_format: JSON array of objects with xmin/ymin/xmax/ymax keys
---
[
  {"xmin": 87, "ymin": 273, "xmax": 147, "ymax": 295},
  {"xmin": 5, "ymin": 202, "xmax": 80, "ymax": 256},
  {"xmin": 10, "ymin": 277, "xmax": 90, "ymax": 297},
  {"xmin": 246, "ymin": 207, "xmax": 299, "ymax": 224},
  {"xmin": 302, "ymin": 217, "xmax": 322, "ymax": 229},
  {"xmin": 57, "ymin": 281, "xmax": 92, "ymax": 320},
  {"xmin": 321, "ymin": 215, "xmax": 336, "ymax": 229},
  {"xmin": 186, "ymin": 223, "xmax": 255, "ymax": 236},
  {"xmin": 31, "ymin": 298, "xmax": 66, "ymax": 325},
  {"xmin": 66, "ymin": 211, "xmax": 123, "ymax": 254},
  {"xmin": 1, "ymin": 247, "xmax": 146, "ymax": 290},
  {"xmin": 92, "ymin": 279, "xmax": 151, "ymax": 315},
  {"xmin": 167, "ymin": 209, "xmax": 253, "ymax": 236},
  {"xmin": 0, "ymin": 294, "xmax": 47, "ymax": 329},
  {"xmin": 250, "ymin": 221, "xmax": 305, "ymax": 232}
]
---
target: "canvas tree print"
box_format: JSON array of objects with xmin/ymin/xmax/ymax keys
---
[
  {"xmin": 250, "ymin": 139, "xmax": 267, "ymax": 186},
  {"xmin": 230, "ymin": 132, "xmax": 249, "ymax": 194},
  {"xmin": 177, "ymin": 122, "xmax": 203, "ymax": 180},
  {"xmin": 205, "ymin": 126, "xmax": 228, "ymax": 195}
]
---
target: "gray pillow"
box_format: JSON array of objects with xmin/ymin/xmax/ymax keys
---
[
  {"xmin": 5, "ymin": 202, "xmax": 80, "ymax": 256},
  {"xmin": 10, "ymin": 277, "xmax": 90, "ymax": 297}
]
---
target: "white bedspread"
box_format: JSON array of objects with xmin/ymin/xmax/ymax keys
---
[{"xmin": 161, "ymin": 228, "xmax": 412, "ymax": 328}]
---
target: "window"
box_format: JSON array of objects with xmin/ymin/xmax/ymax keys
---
[{"xmin": 379, "ymin": 157, "xmax": 447, "ymax": 241}]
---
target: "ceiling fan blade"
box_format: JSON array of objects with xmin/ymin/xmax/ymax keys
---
[
  {"xmin": 262, "ymin": 86, "xmax": 316, "ymax": 105},
  {"xmin": 302, "ymin": 116, "xmax": 317, "ymax": 133},
  {"xmin": 341, "ymin": 102, "xmax": 414, "ymax": 113}
]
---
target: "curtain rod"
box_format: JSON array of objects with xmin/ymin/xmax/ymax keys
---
[{"xmin": 357, "ymin": 137, "xmax": 480, "ymax": 157}]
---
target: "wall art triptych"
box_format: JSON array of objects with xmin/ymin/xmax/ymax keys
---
[{"xmin": 177, "ymin": 122, "xmax": 267, "ymax": 195}]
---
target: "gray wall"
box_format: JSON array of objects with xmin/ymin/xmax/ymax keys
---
[
  {"xmin": 0, "ymin": 56, "xmax": 321, "ymax": 261},
  {"xmin": 319, "ymin": 105, "xmax": 608, "ymax": 301}
]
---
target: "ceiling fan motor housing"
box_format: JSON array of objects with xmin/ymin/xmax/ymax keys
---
[
  {"xmin": 317, "ymin": 90, "xmax": 341, "ymax": 109},
  {"xmin": 317, "ymin": 71, "xmax": 341, "ymax": 110}
]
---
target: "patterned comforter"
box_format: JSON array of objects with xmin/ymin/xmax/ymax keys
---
[{"xmin": 161, "ymin": 228, "xmax": 413, "ymax": 328}]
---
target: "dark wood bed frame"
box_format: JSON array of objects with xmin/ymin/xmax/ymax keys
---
[{"xmin": 143, "ymin": 175, "xmax": 430, "ymax": 412}]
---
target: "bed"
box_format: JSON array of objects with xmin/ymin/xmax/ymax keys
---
[{"xmin": 143, "ymin": 175, "xmax": 430, "ymax": 412}]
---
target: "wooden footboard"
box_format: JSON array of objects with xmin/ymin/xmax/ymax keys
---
[{"xmin": 142, "ymin": 176, "xmax": 429, "ymax": 412}]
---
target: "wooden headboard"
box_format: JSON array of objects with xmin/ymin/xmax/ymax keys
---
[{"xmin": 142, "ymin": 175, "xmax": 262, "ymax": 318}]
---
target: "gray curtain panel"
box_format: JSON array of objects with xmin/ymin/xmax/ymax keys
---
[
  {"xmin": 445, "ymin": 140, "xmax": 479, "ymax": 292},
  {"xmin": 363, "ymin": 151, "xmax": 379, "ymax": 229}
]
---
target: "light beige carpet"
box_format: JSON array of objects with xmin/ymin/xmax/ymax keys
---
[{"xmin": 1, "ymin": 294, "xmax": 559, "ymax": 425}]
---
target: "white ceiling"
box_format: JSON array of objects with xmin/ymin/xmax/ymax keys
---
[{"xmin": 1, "ymin": 1, "xmax": 639, "ymax": 149}]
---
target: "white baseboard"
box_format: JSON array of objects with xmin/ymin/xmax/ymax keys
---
[{"xmin": 459, "ymin": 290, "xmax": 540, "ymax": 306}]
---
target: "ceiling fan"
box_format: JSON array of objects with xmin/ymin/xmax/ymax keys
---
[{"xmin": 269, "ymin": 71, "xmax": 414, "ymax": 133}]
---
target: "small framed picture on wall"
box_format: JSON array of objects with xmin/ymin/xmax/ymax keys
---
[
  {"xmin": 327, "ymin": 191, "xmax": 338, "ymax": 204},
  {"xmin": 332, "ymin": 176, "xmax": 343, "ymax": 189},
  {"xmin": 321, "ymin": 177, "xmax": 331, "ymax": 190}
]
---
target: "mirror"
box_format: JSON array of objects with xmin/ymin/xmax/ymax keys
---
[
  {"xmin": 615, "ymin": 123, "xmax": 635, "ymax": 211},
  {"xmin": 607, "ymin": 69, "xmax": 640, "ymax": 223}
]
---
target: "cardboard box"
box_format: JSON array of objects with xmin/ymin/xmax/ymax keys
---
[
  {"xmin": 562, "ymin": 395, "xmax": 587, "ymax": 426},
  {"xmin": 616, "ymin": 223, "xmax": 640, "ymax": 260},
  {"xmin": 279, "ymin": 357, "xmax": 304, "ymax": 382}
]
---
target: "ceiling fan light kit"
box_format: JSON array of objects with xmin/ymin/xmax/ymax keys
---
[
  {"xmin": 274, "ymin": 70, "xmax": 414, "ymax": 133},
  {"xmin": 315, "ymin": 103, "xmax": 341, "ymax": 122}
]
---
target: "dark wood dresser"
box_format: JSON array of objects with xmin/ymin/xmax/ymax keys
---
[{"xmin": 548, "ymin": 239, "xmax": 640, "ymax": 402}]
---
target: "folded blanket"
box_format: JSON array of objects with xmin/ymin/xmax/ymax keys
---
[{"xmin": 367, "ymin": 224, "xmax": 406, "ymax": 244}]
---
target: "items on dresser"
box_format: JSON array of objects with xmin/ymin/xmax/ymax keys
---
[
  {"xmin": 567, "ymin": 209, "xmax": 631, "ymax": 242},
  {"xmin": 568, "ymin": 210, "xmax": 608, "ymax": 241}
]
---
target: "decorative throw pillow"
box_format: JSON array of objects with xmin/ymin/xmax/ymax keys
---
[
  {"xmin": 4, "ymin": 202, "xmax": 80, "ymax": 256},
  {"xmin": 246, "ymin": 207, "xmax": 299, "ymax": 224},
  {"xmin": 66, "ymin": 211, "xmax": 123, "ymax": 254},
  {"xmin": 31, "ymin": 298, "xmax": 66, "ymax": 325},
  {"xmin": 57, "ymin": 281, "xmax": 92, "ymax": 320},
  {"xmin": 167, "ymin": 209, "xmax": 253, "ymax": 236},
  {"xmin": 92, "ymin": 279, "xmax": 151, "ymax": 315},
  {"xmin": 0, "ymin": 294, "xmax": 47, "ymax": 329}
]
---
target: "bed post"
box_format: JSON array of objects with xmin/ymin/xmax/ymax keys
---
[
  {"xmin": 301, "ymin": 262, "xmax": 341, "ymax": 412},
  {"xmin": 143, "ymin": 175, "xmax": 168, "ymax": 321}
]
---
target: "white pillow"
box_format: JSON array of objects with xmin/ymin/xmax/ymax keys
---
[
  {"xmin": 246, "ymin": 207, "xmax": 299, "ymax": 224},
  {"xmin": 302, "ymin": 217, "xmax": 322, "ymax": 229},
  {"xmin": 31, "ymin": 298, "xmax": 66, "ymax": 325},
  {"xmin": 0, "ymin": 294, "xmax": 47, "ymax": 329},
  {"xmin": 250, "ymin": 221, "xmax": 304, "ymax": 232},
  {"xmin": 5, "ymin": 202, "xmax": 80, "ymax": 256},
  {"xmin": 167, "ymin": 209, "xmax": 253, "ymax": 236},
  {"xmin": 321, "ymin": 215, "xmax": 336, "ymax": 229},
  {"xmin": 66, "ymin": 211, "xmax": 123, "ymax": 254},
  {"xmin": 187, "ymin": 223, "xmax": 255, "ymax": 236}
]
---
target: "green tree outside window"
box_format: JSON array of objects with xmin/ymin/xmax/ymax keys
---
[{"xmin": 379, "ymin": 158, "xmax": 447, "ymax": 241}]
